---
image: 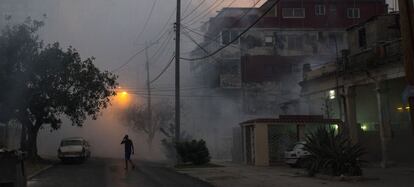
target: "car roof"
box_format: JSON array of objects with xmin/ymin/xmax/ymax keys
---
[{"xmin": 61, "ymin": 137, "xmax": 86, "ymax": 141}]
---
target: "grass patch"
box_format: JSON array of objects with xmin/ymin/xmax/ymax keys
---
[{"xmin": 175, "ymin": 163, "xmax": 224, "ymax": 169}]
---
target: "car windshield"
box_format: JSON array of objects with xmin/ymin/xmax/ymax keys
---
[{"xmin": 61, "ymin": 140, "xmax": 83, "ymax": 146}]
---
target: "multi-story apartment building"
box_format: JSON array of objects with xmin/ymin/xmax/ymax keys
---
[{"xmin": 189, "ymin": 0, "xmax": 387, "ymax": 115}]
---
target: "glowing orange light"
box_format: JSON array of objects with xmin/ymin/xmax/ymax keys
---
[{"xmin": 113, "ymin": 90, "xmax": 131, "ymax": 108}]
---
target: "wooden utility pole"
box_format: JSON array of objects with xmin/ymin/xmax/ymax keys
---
[
  {"xmin": 398, "ymin": 0, "xmax": 414, "ymax": 134},
  {"xmin": 145, "ymin": 41, "xmax": 152, "ymax": 133},
  {"xmin": 175, "ymin": 0, "xmax": 181, "ymax": 142}
]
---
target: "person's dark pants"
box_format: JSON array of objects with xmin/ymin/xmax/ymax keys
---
[
  {"xmin": 125, "ymin": 152, "xmax": 131, "ymax": 160},
  {"xmin": 124, "ymin": 151, "xmax": 135, "ymax": 169}
]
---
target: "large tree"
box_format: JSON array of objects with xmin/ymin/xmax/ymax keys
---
[{"xmin": 0, "ymin": 19, "xmax": 118, "ymax": 159}]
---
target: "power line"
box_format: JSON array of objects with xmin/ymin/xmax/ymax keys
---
[
  {"xmin": 182, "ymin": 30, "xmax": 221, "ymax": 64},
  {"xmin": 180, "ymin": 0, "xmax": 280, "ymax": 61},
  {"xmin": 110, "ymin": 30, "xmax": 170, "ymax": 73},
  {"xmin": 149, "ymin": 30, "xmax": 174, "ymax": 62},
  {"xmin": 181, "ymin": 0, "xmax": 206, "ymax": 20},
  {"xmin": 181, "ymin": 24, "xmax": 240, "ymax": 50},
  {"xmin": 111, "ymin": 47, "xmax": 147, "ymax": 73},
  {"xmin": 150, "ymin": 55, "xmax": 175, "ymax": 83},
  {"xmin": 188, "ymin": 0, "xmax": 237, "ymax": 25},
  {"xmin": 152, "ymin": 8, "xmax": 176, "ymax": 42},
  {"xmin": 188, "ymin": 0, "xmax": 264, "ymax": 45},
  {"xmin": 135, "ymin": 0, "xmax": 159, "ymax": 41},
  {"xmin": 183, "ymin": 0, "xmax": 194, "ymax": 14},
  {"xmin": 185, "ymin": 0, "xmax": 225, "ymax": 25}
]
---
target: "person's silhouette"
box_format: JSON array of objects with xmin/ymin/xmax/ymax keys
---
[{"xmin": 121, "ymin": 135, "xmax": 136, "ymax": 170}]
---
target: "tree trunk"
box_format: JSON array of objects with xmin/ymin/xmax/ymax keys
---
[
  {"xmin": 27, "ymin": 119, "xmax": 43, "ymax": 161},
  {"xmin": 20, "ymin": 123, "xmax": 27, "ymax": 151},
  {"xmin": 27, "ymin": 126, "xmax": 40, "ymax": 161}
]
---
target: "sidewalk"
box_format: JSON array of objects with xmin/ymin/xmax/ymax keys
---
[{"xmin": 176, "ymin": 162, "xmax": 414, "ymax": 187}]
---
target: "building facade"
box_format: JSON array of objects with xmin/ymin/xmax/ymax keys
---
[
  {"xmin": 186, "ymin": 0, "xmax": 388, "ymax": 159},
  {"xmin": 300, "ymin": 13, "xmax": 414, "ymax": 165},
  {"xmin": 189, "ymin": 0, "xmax": 387, "ymax": 116}
]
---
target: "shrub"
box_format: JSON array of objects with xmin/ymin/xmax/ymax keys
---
[
  {"xmin": 304, "ymin": 127, "xmax": 365, "ymax": 177},
  {"xmin": 160, "ymin": 124, "xmax": 192, "ymax": 162},
  {"xmin": 175, "ymin": 139, "xmax": 211, "ymax": 165}
]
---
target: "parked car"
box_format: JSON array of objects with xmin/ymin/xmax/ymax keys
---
[
  {"xmin": 284, "ymin": 141, "xmax": 310, "ymax": 167},
  {"xmin": 58, "ymin": 137, "xmax": 91, "ymax": 162}
]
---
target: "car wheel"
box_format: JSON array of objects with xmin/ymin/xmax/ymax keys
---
[{"xmin": 297, "ymin": 158, "xmax": 310, "ymax": 168}]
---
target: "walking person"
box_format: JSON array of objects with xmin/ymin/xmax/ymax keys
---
[{"xmin": 121, "ymin": 135, "xmax": 136, "ymax": 170}]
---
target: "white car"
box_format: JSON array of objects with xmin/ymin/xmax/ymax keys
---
[
  {"xmin": 58, "ymin": 137, "xmax": 91, "ymax": 162},
  {"xmin": 284, "ymin": 141, "xmax": 310, "ymax": 167}
]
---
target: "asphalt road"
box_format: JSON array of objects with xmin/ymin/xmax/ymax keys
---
[{"xmin": 28, "ymin": 158, "xmax": 212, "ymax": 187}]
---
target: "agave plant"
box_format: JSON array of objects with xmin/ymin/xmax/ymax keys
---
[{"xmin": 303, "ymin": 127, "xmax": 365, "ymax": 176}]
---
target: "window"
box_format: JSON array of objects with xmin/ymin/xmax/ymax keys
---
[
  {"xmin": 221, "ymin": 30, "xmax": 239, "ymax": 45},
  {"xmin": 264, "ymin": 36, "xmax": 274, "ymax": 46},
  {"xmin": 315, "ymin": 5, "xmax": 325, "ymax": 16},
  {"xmin": 282, "ymin": 8, "xmax": 305, "ymax": 18},
  {"xmin": 329, "ymin": 90, "xmax": 336, "ymax": 100},
  {"xmin": 329, "ymin": 5, "xmax": 337, "ymax": 16},
  {"xmin": 358, "ymin": 28, "xmax": 367, "ymax": 48},
  {"xmin": 287, "ymin": 35, "xmax": 304, "ymax": 50},
  {"xmin": 347, "ymin": 8, "xmax": 360, "ymax": 19}
]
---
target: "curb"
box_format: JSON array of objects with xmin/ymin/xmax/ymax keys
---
[{"xmin": 27, "ymin": 165, "xmax": 54, "ymax": 180}]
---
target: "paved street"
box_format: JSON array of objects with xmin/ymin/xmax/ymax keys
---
[{"xmin": 28, "ymin": 158, "xmax": 212, "ymax": 187}]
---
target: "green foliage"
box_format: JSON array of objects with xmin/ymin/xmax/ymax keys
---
[
  {"xmin": 304, "ymin": 127, "xmax": 365, "ymax": 177},
  {"xmin": 0, "ymin": 18, "xmax": 117, "ymax": 157},
  {"xmin": 0, "ymin": 18, "xmax": 117, "ymax": 127},
  {"xmin": 175, "ymin": 139, "xmax": 211, "ymax": 165},
  {"xmin": 160, "ymin": 123, "xmax": 192, "ymax": 161}
]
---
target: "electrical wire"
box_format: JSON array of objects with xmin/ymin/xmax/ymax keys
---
[
  {"xmin": 185, "ymin": 0, "xmax": 264, "ymax": 50},
  {"xmin": 182, "ymin": 30, "xmax": 221, "ymax": 64},
  {"xmin": 181, "ymin": 24, "xmax": 240, "ymax": 50},
  {"xmin": 135, "ymin": 0, "xmax": 158, "ymax": 41},
  {"xmin": 181, "ymin": 0, "xmax": 207, "ymax": 20},
  {"xmin": 110, "ymin": 29, "xmax": 171, "ymax": 73},
  {"xmin": 183, "ymin": 0, "xmax": 194, "ymax": 14},
  {"xmin": 187, "ymin": 0, "xmax": 237, "ymax": 25},
  {"xmin": 150, "ymin": 55, "xmax": 175, "ymax": 83},
  {"xmin": 152, "ymin": 8, "xmax": 176, "ymax": 42},
  {"xmin": 149, "ymin": 30, "xmax": 174, "ymax": 62},
  {"xmin": 110, "ymin": 47, "xmax": 147, "ymax": 73},
  {"xmin": 180, "ymin": 0, "xmax": 280, "ymax": 61},
  {"xmin": 185, "ymin": 0, "xmax": 225, "ymax": 25}
]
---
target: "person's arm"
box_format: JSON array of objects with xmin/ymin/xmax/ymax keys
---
[
  {"xmin": 121, "ymin": 139, "xmax": 125, "ymax": 144},
  {"xmin": 131, "ymin": 142, "xmax": 134, "ymax": 154}
]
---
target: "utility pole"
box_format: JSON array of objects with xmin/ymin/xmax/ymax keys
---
[
  {"xmin": 145, "ymin": 41, "xmax": 152, "ymax": 134},
  {"xmin": 175, "ymin": 0, "xmax": 181, "ymax": 142},
  {"xmin": 398, "ymin": 0, "xmax": 414, "ymax": 134}
]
